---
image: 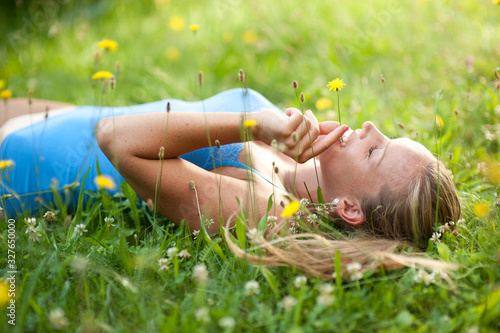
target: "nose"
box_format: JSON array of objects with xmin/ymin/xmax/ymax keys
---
[{"xmin": 359, "ymin": 121, "xmax": 387, "ymax": 140}]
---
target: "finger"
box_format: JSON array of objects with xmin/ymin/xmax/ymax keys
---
[
  {"xmin": 299, "ymin": 125, "xmax": 348, "ymax": 162},
  {"xmin": 319, "ymin": 121, "xmax": 341, "ymax": 135},
  {"xmin": 286, "ymin": 108, "xmax": 304, "ymax": 134}
]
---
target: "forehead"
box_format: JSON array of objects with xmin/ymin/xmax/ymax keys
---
[{"xmin": 379, "ymin": 138, "xmax": 432, "ymax": 186}]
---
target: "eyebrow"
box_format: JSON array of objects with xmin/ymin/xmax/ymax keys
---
[{"xmin": 376, "ymin": 140, "xmax": 391, "ymax": 168}]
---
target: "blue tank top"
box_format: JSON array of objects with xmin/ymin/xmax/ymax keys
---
[{"xmin": 0, "ymin": 89, "xmax": 284, "ymax": 217}]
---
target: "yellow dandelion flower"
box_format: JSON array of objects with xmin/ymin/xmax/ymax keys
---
[
  {"xmin": 91, "ymin": 71, "xmax": 113, "ymax": 80},
  {"xmin": 481, "ymin": 159, "xmax": 500, "ymax": 185},
  {"xmin": 0, "ymin": 79, "xmax": 5, "ymax": 89},
  {"xmin": 243, "ymin": 119, "xmax": 257, "ymax": 128},
  {"xmin": 1, "ymin": 89, "xmax": 12, "ymax": 100},
  {"xmin": 473, "ymin": 202, "xmax": 490, "ymax": 218},
  {"xmin": 281, "ymin": 201, "xmax": 300, "ymax": 217},
  {"xmin": 190, "ymin": 24, "xmax": 199, "ymax": 32},
  {"xmin": 0, "ymin": 159, "xmax": 15, "ymax": 169},
  {"xmin": 242, "ymin": 30, "xmax": 258, "ymax": 44},
  {"xmin": 315, "ymin": 97, "xmax": 333, "ymax": 111},
  {"xmin": 327, "ymin": 78, "xmax": 346, "ymax": 92},
  {"xmin": 97, "ymin": 39, "xmax": 118, "ymax": 51},
  {"xmin": 94, "ymin": 175, "xmax": 116, "ymax": 191},
  {"xmin": 0, "ymin": 280, "xmax": 10, "ymax": 307},
  {"xmin": 494, "ymin": 0, "xmax": 500, "ymax": 4},
  {"xmin": 435, "ymin": 115, "xmax": 444, "ymax": 129},
  {"xmin": 169, "ymin": 16, "xmax": 185, "ymax": 31},
  {"xmin": 166, "ymin": 47, "xmax": 180, "ymax": 61}
]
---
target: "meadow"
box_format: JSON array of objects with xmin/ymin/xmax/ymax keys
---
[{"xmin": 1, "ymin": 0, "xmax": 500, "ymax": 331}]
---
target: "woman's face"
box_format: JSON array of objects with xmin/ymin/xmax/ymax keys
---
[{"xmin": 318, "ymin": 121, "xmax": 434, "ymax": 202}]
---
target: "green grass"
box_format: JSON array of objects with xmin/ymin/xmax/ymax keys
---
[{"xmin": 1, "ymin": 0, "xmax": 500, "ymax": 331}]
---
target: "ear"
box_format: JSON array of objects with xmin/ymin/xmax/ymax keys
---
[{"xmin": 335, "ymin": 197, "xmax": 365, "ymax": 226}]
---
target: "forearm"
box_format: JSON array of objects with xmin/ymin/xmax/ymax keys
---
[{"xmin": 97, "ymin": 111, "xmax": 259, "ymax": 162}]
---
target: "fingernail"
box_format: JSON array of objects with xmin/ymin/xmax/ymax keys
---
[{"xmin": 343, "ymin": 126, "xmax": 350, "ymax": 133}]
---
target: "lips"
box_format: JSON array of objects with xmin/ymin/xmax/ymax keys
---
[{"xmin": 341, "ymin": 129, "xmax": 354, "ymax": 147}]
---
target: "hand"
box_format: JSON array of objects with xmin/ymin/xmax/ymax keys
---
[{"xmin": 254, "ymin": 108, "xmax": 347, "ymax": 163}]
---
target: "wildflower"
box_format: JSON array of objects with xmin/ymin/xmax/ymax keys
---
[
  {"xmin": 48, "ymin": 308, "xmax": 69, "ymax": 330},
  {"xmin": 177, "ymin": 249, "xmax": 191, "ymax": 258},
  {"xmin": 473, "ymin": 202, "xmax": 490, "ymax": 218},
  {"xmin": 26, "ymin": 225, "xmax": 41, "ymax": 242},
  {"xmin": 315, "ymin": 97, "xmax": 333, "ymax": 111},
  {"xmin": 193, "ymin": 264, "xmax": 209, "ymax": 283},
  {"xmin": 0, "ymin": 280, "xmax": 10, "ymax": 307},
  {"xmin": 97, "ymin": 39, "xmax": 118, "ymax": 51},
  {"xmin": 104, "ymin": 217, "xmax": 115, "ymax": 228},
  {"xmin": 119, "ymin": 277, "xmax": 138, "ymax": 293},
  {"xmin": 0, "ymin": 89, "xmax": 12, "ymax": 100},
  {"xmin": 316, "ymin": 283, "xmax": 334, "ymax": 306},
  {"xmin": 165, "ymin": 47, "xmax": 181, "ymax": 61},
  {"xmin": 94, "ymin": 175, "xmax": 116, "ymax": 190},
  {"xmin": 300, "ymin": 92, "xmax": 305, "ymax": 103},
  {"xmin": 192, "ymin": 229, "xmax": 200, "ymax": 240},
  {"xmin": 43, "ymin": 211, "xmax": 55, "ymax": 222},
  {"xmin": 204, "ymin": 218, "xmax": 214, "ymax": 229},
  {"xmin": 267, "ymin": 215, "xmax": 277, "ymax": 228},
  {"xmin": 190, "ymin": 24, "xmax": 199, "ymax": 31},
  {"xmin": 430, "ymin": 231, "xmax": 442, "ymax": 243},
  {"xmin": 167, "ymin": 247, "xmax": 178, "ymax": 259},
  {"xmin": 169, "ymin": 16, "xmax": 185, "ymax": 31},
  {"xmin": 91, "ymin": 70, "xmax": 113, "ymax": 80},
  {"xmin": 292, "ymin": 80, "xmax": 298, "ymax": 89},
  {"xmin": 327, "ymin": 78, "xmax": 346, "ymax": 92},
  {"xmin": 244, "ymin": 280, "xmax": 260, "ymax": 296},
  {"xmin": 0, "ymin": 79, "xmax": 4, "ymax": 89},
  {"xmin": 435, "ymin": 115, "xmax": 444, "ymax": 130},
  {"xmin": 281, "ymin": 201, "xmax": 300, "ymax": 217},
  {"xmin": 219, "ymin": 316, "xmax": 236, "ymax": 329},
  {"xmin": 243, "ymin": 119, "xmax": 257, "ymax": 128},
  {"xmin": 346, "ymin": 262, "xmax": 363, "ymax": 281},
  {"xmin": 0, "ymin": 159, "xmax": 15, "ymax": 169},
  {"xmin": 299, "ymin": 198, "xmax": 309, "ymax": 207},
  {"xmin": 25, "ymin": 217, "xmax": 36, "ymax": 226},
  {"xmin": 294, "ymin": 275, "xmax": 307, "ymax": 288},
  {"xmin": 242, "ymin": 30, "xmax": 258, "ymax": 44},
  {"xmin": 413, "ymin": 269, "xmax": 437, "ymax": 286},
  {"xmin": 194, "ymin": 307, "xmax": 210, "ymax": 323},
  {"xmin": 282, "ymin": 296, "xmax": 297, "ymax": 311},
  {"xmin": 74, "ymin": 224, "xmax": 88, "ymax": 236},
  {"xmin": 495, "ymin": 0, "xmax": 500, "ymax": 4},
  {"xmin": 246, "ymin": 228, "xmax": 263, "ymax": 244},
  {"xmin": 158, "ymin": 258, "xmax": 169, "ymax": 271}
]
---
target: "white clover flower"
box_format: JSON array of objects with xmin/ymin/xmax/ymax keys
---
[
  {"xmin": 299, "ymin": 198, "xmax": 310, "ymax": 207},
  {"xmin": 413, "ymin": 269, "xmax": 427, "ymax": 284},
  {"xmin": 48, "ymin": 308, "xmax": 69, "ymax": 330},
  {"xmin": 158, "ymin": 258, "xmax": 169, "ymax": 271},
  {"xmin": 194, "ymin": 307, "xmax": 210, "ymax": 323},
  {"xmin": 267, "ymin": 216, "xmax": 277, "ymax": 228},
  {"xmin": 193, "ymin": 264, "xmax": 209, "ymax": 283},
  {"xmin": 246, "ymin": 228, "xmax": 262, "ymax": 244},
  {"xmin": 104, "ymin": 217, "xmax": 115, "ymax": 228},
  {"xmin": 177, "ymin": 249, "xmax": 191, "ymax": 258},
  {"xmin": 293, "ymin": 275, "xmax": 307, "ymax": 288},
  {"xmin": 168, "ymin": 222, "xmax": 176, "ymax": 228},
  {"xmin": 423, "ymin": 272, "xmax": 437, "ymax": 286},
  {"xmin": 306, "ymin": 213, "xmax": 319, "ymax": 224},
  {"xmin": 74, "ymin": 224, "xmax": 88, "ymax": 236},
  {"xmin": 43, "ymin": 211, "xmax": 55, "ymax": 221},
  {"xmin": 25, "ymin": 217, "xmax": 36, "ymax": 226},
  {"xmin": 346, "ymin": 262, "xmax": 363, "ymax": 281},
  {"xmin": 316, "ymin": 294, "xmax": 334, "ymax": 306},
  {"xmin": 167, "ymin": 247, "xmax": 178, "ymax": 259},
  {"xmin": 282, "ymin": 296, "xmax": 297, "ymax": 311},
  {"xmin": 318, "ymin": 283, "xmax": 334, "ymax": 294},
  {"xmin": 244, "ymin": 280, "xmax": 260, "ymax": 296},
  {"xmin": 204, "ymin": 218, "xmax": 215, "ymax": 229},
  {"xmin": 219, "ymin": 316, "xmax": 236, "ymax": 329},
  {"xmin": 25, "ymin": 224, "xmax": 41, "ymax": 242},
  {"xmin": 192, "ymin": 230, "xmax": 200, "ymax": 239},
  {"xmin": 430, "ymin": 231, "xmax": 442, "ymax": 243}
]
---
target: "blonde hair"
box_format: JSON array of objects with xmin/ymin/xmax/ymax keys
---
[{"xmin": 225, "ymin": 158, "xmax": 461, "ymax": 280}]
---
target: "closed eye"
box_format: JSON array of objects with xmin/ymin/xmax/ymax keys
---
[{"xmin": 367, "ymin": 146, "xmax": 379, "ymax": 157}]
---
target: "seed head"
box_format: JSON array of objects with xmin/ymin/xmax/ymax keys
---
[
  {"xmin": 292, "ymin": 80, "xmax": 298, "ymax": 89},
  {"xmin": 146, "ymin": 198, "xmax": 154, "ymax": 210},
  {"xmin": 166, "ymin": 102, "xmax": 171, "ymax": 112},
  {"xmin": 198, "ymin": 71, "xmax": 203, "ymax": 85},
  {"xmin": 454, "ymin": 109, "xmax": 459, "ymax": 116},
  {"xmin": 239, "ymin": 69, "xmax": 245, "ymax": 82},
  {"xmin": 28, "ymin": 89, "xmax": 33, "ymax": 105},
  {"xmin": 158, "ymin": 146, "xmax": 165, "ymax": 159},
  {"xmin": 300, "ymin": 92, "xmax": 305, "ymax": 103},
  {"xmin": 189, "ymin": 180, "xmax": 196, "ymax": 190},
  {"xmin": 274, "ymin": 166, "xmax": 279, "ymax": 174},
  {"xmin": 215, "ymin": 139, "xmax": 221, "ymax": 149},
  {"xmin": 110, "ymin": 77, "xmax": 115, "ymax": 89},
  {"xmin": 380, "ymin": 74, "xmax": 386, "ymax": 83},
  {"xmin": 398, "ymin": 122, "xmax": 405, "ymax": 129}
]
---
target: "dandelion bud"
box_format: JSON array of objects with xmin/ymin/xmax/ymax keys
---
[
  {"xmin": 495, "ymin": 70, "xmax": 500, "ymax": 80},
  {"xmin": 300, "ymin": 92, "xmax": 305, "ymax": 103},
  {"xmin": 189, "ymin": 180, "xmax": 196, "ymax": 190},
  {"xmin": 239, "ymin": 69, "xmax": 245, "ymax": 82},
  {"xmin": 292, "ymin": 80, "xmax": 298, "ymax": 89},
  {"xmin": 398, "ymin": 122, "xmax": 405, "ymax": 129},
  {"xmin": 166, "ymin": 102, "xmax": 171, "ymax": 113},
  {"xmin": 158, "ymin": 146, "xmax": 165, "ymax": 159},
  {"xmin": 274, "ymin": 166, "xmax": 279, "ymax": 174},
  {"xmin": 215, "ymin": 139, "xmax": 221, "ymax": 149},
  {"xmin": 380, "ymin": 74, "xmax": 386, "ymax": 83},
  {"xmin": 454, "ymin": 109, "xmax": 459, "ymax": 116},
  {"xmin": 198, "ymin": 71, "xmax": 203, "ymax": 85},
  {"xmin": 110, "ymin": 77, "xmax": 115, "ymax": 89},
  {"xmin": 146, "ymin": 198, "xmax": 155, "ymax": 210}
]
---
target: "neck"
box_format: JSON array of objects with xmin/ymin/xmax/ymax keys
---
[{"xmin": 284, "ymin": 158, "xmax": 322, "ymax": 202}]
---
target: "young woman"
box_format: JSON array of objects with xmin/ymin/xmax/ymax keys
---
[{"xmin": 0, "ymin": 88, "xmax": 461, "ymax": 275}]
